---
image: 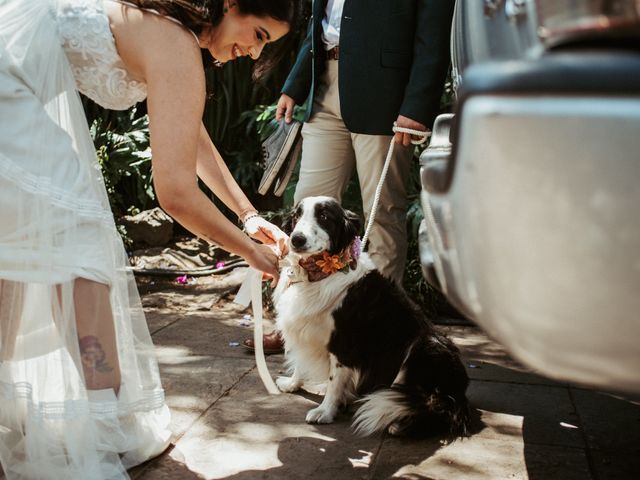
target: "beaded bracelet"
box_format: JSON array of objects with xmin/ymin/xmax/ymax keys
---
[
  {"xmin": 242, "ymin": 213, "xmax": 260, "ymax": 232},
  {"xmin": 243, "ymin": 212, "xmax": 260, "ymax": 224}
]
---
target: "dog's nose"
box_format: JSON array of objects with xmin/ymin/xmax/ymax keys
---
[{"xmin": 290, "ymin": 232, "xmax": 307, "ymax": 249}]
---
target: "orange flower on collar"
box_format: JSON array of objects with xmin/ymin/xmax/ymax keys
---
[
  {"xmin": 315, "ymin": 252, "xmax": 347, "ymax": 274},
  {"xmin": 298, "ymin": 241, "xmax": 359, "ymax": 282}
]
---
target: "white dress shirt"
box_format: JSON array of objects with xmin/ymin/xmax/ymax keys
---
[{"xmin": 321, "ymin": 0, "xmax": 345, "ymax": 50}]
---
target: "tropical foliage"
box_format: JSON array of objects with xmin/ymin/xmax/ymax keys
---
[{"xmin": 86, "ymin": 103, "xmax": 155, "ymax": 218}]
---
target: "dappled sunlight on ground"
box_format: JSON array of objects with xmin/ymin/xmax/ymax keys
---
[
  {"xmin": 176, "ymin": 419, "xmax": 346, "ymax": 479},
  {"xmin": 129, "ymin": 275, "xmax": 640, "ymax": 480},
  {"xmin": 155, "ymin": 345, "xmax": 194, "ymax": 360},
  {"xmin": 478, "ymin": 410, "xmax": 524, "ymax": 439},
  {"xmin": 391, "ymin": 436, "xmax": 526, "ymax": 480}
]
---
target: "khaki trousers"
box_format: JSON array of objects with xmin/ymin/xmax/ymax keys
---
[{"xmin": 294, "ymin": 61, "xmax": 413, "ymax": 284}]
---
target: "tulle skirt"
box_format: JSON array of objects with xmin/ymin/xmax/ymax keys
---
[{"xmin": 0, "ymin": 1, "xmax": 171, "ymax": 478}]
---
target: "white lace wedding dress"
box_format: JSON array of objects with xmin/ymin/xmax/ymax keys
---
[{"xmin": 0, "ymin": 0, "xmax": 171, "ymax": 478}]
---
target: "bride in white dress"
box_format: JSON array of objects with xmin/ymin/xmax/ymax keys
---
[{"xmin": 0, "ymin": 0, "xmax": 296, "ymax": 478}]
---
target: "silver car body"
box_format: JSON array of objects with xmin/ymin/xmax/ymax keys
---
[{"xmin": 420, "ymin": 0, "xmax": 640, "ymax": 394}]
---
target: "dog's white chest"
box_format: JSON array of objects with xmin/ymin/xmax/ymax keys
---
[{"xmin": 275, "ymin": 282, "xmax": 336, "ymax": 342}]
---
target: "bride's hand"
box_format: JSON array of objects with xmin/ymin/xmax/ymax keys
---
[
  {"xmin": 245, "ymin": 243, "xmax": 281, "ymax": 287},
  {"xmin": 243, "ymin": 215, "xmax": 289, "ymax": 256}
]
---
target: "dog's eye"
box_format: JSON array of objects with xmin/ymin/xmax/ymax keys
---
[{"xmin": 319, "ymin": 213, "xmax": 328, "ymax": 221}]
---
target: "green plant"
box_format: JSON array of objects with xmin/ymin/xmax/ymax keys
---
[{"xmin": 89, "ymin": 105, "xmax": 155, "ymax": 217}]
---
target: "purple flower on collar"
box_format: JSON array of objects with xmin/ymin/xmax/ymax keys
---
[{"xmin": 351, "ymin": 236, "xmax": 362, "ymax": 260}]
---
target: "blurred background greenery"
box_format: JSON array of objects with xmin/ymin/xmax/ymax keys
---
[{"xmin": 81, "ymin": 2, "xmax": 458, "ymax": 319}]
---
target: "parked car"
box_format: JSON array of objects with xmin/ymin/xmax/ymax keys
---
[{"xmin": 419, "ymin": 0, "xmax": 640, "ymax": 395}]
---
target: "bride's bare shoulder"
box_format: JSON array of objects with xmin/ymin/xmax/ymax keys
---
[{"xmin": 104, "ymin": 1, "xmax": 202, "ymax": 82}]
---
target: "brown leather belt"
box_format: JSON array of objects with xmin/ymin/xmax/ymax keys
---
[{"xmin": 326, "ymin": 46, "xmax": 339, "ymax": 60}]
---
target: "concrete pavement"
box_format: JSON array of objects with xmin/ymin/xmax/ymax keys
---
[{"xmin": 130, "ymin": 269, "xmax": 640, "ymax": 480}]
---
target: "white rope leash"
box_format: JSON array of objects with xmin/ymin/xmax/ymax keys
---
[
  {"xmin": 234, "ymin": 267, "xmax": 280, "ymax": 394},
  {"xmin": 360, "ymin": 123, "xmax": 430, "ymax": 253}
]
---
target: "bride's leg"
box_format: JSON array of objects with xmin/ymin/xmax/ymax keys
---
[
  {"xmin": 0, "ymin": 280, "xmax": 23, "ymax": 361},
  {"xmin": 73, "ymin": 278, "xmax": 121, "ymax": 393}
]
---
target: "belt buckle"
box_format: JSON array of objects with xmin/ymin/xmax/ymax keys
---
[{"xmin": 327, "ymin": 47, "xmax": 339, "ymax": 60}]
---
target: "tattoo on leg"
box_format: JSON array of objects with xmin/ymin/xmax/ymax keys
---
[{"xmin": 79, "ymin": 335, "xmax": 113, "ymax": 374}]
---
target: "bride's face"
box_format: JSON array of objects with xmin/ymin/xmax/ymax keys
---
[{"xmin": 200, "ymin": 6, "xmax": 289, "ymax": 64}]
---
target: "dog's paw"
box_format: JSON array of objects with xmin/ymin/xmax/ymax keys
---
[
  {"xmin": 305, "ymin": 406, "xmax": 335, "ymax": 424},
  {"xmin": 276, "ymin": 376, "xmax": 302, "ymax": 393}
]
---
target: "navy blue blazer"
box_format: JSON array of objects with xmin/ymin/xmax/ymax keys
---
[{"xmin": 282, "ymin": 0, "xmax": 455, "ymax": 135}]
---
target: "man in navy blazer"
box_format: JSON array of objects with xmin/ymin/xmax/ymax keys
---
[{"xmin": 277, "ymin": 0, "xmax": 455, "ymax": 285}]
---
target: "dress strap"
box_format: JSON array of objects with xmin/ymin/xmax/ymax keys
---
[{"xmin": 107, "ymin": 0, "xmax": 201, "ymax": 46}]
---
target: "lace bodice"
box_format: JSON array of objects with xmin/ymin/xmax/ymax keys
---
[{"xmin": 56, "ymin": 0, "xmax": 147, "ymax": 110}]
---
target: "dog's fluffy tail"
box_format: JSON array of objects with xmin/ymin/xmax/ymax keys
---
[{"xmin": 352, "ymin": 386, "xmax": 470, "ymax": 438}]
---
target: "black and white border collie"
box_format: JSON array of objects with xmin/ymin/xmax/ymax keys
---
[{"xmin": 273, "ymin": 196, "xmax": 470, "ymax": 437}]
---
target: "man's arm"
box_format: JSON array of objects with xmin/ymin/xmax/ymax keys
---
[
  {"xmin": 399, "ymin": 0, "xmax": 456, "ymax": 128},
  {"xmin": 281, "ymin": 18, "xmax": 314, "ymax": 105}
]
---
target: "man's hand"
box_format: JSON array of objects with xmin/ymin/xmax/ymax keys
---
[
  {"xmin": 394, "ymin": 115, "xmax": 428, "ymax": 146},
  {"xmin": 275, "ymin": 94, "xmax": 296, "ymax": 123}
]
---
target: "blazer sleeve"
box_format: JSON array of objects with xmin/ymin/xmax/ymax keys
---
[
  {"xmin": 399, "ymin": 0, "xmax": 455, "ymax": 127},
  {"xmin": 282, "ymin": 20, "xmax": 314, "ymax": 105}
]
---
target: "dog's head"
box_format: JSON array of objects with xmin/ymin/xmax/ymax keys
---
[{"xmin": 284, "ymin": 196, "xmax": 361, "ymax": 256}]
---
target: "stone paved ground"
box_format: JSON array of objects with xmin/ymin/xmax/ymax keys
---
[{"xmin": 129, "ymin": 269, "xmax": 640, "ymax": 480}]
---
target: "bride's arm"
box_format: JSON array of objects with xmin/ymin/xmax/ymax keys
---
[
  {"xmin": 195, "ymin": 124, "xmax": 288, "ymax": 252},
  {"xmin": 195, "ymin": 123, "xmax": 257, "ymax": 223}
]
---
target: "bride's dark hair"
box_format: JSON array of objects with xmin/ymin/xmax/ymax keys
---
[{"xmin": 127, "ymin": 0, "xmax": 301, "ymax": 78}]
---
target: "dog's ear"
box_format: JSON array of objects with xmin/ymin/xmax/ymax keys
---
[
  {"xmin": 344, "ymin": 209, "xmax": 362, "ymax": 240},
  {"xmin": 330, "ymin": 208, "xmax": 362, "ymax": 254}
]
